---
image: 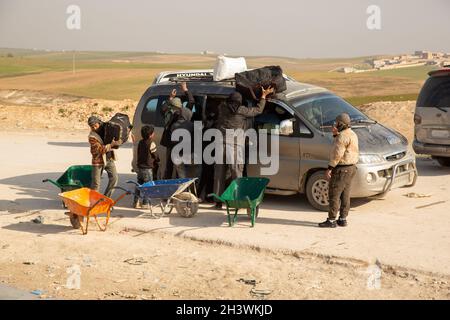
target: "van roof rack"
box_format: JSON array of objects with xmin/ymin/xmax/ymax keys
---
[{"xmin": 168, "ymin": 76, "xmax": 236, "ymax": 85}]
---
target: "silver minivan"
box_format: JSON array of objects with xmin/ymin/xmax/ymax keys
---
[
  {"xmin": 413, "ymin": 68, "xmax": 450, "ymax": 167},
  {"xmin": 132, "ymin": 70, "xmax": 418, "ymax": 211}
]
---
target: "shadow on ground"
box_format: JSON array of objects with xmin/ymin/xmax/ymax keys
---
[
  {"xmin": 415, "ymin": 158, "xmax": 450, "ymax": 177},
  {"xmin": 3, "ymin": 221, "xmax": 73, "ymax": 234}
]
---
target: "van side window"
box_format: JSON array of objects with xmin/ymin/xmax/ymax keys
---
[
  {"xmin": 141, "ymin": 97, "xmax": 164, "ymax": 127},
  {"xmin": 299, "ymin": 119, "xmax": 313, "ymax": 137},
  {"xmin": 254, "ymin": 102, "xmax": 295, "ymax": 136}
]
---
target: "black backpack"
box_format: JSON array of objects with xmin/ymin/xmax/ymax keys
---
[
  {"xmin": 235, "ymin": 66, "xmax": 287, "ymax": 100},
  {"xmin": 103, "ymin": 113, "xmax": 131, "ymax": 148}
]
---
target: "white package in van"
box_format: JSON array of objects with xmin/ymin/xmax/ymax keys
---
[{"xmin": 213, "ymin": 56, "xmax": 247, "ymax": 81}]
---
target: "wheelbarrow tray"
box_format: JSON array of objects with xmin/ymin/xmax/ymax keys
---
[
  {"xmin": 219, "ymin": 177, "xmax": 269, "ymax": 208},
  {"xmin": 210, "ymin": 177, "xmax": 270, "ymax": 227},
  {"xmin": 59, "ymin": 188, "xmax": 114, "ymax": 217},
  {"xmin": 132, "ymin": 178, "xmax": 198, "ymax": 218},
  {"xmin": 45, "ymin": 165, "xmax": 93, "ymax": 191},
  {"xmin": 139, "ymin": 178, "xmax": 193, "ymax": 199}
]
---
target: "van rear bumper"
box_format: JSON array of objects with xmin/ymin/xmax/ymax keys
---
[
  {"xmin": 413, "ymin": 140, "xmax": 450, "ymax": 157},
  {"xmin": 351, "ymin": 155, "xmax": 418, "ymax": 198}
]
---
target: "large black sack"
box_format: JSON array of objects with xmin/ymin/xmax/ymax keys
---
[
  {"xmin": 235, "ymin": 66, "xmax": 287, "ymax": 100},
  {"xmin": 103, "ymin": 113, "xmax": 131, "ymax": 149}
]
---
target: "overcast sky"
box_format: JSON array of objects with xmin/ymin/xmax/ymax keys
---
[{"xmin": 0, "ymin": 0, "xmax": 449, "ymax": 58}]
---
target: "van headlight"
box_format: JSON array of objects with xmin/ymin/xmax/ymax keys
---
[{"xmin": 359, "ymin": 154, "xmax": 384, "ymax": 164}]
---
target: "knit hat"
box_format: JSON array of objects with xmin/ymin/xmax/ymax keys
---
[
  {"xmin": 170, "ymin": 97, "xmax": 182, "ymax": 109},
  {"xmin": 88, "ymin": 116, "xmax": 102, "ymax": 126},
  {"xmin": 335, "ymin": 113, "xmax": 351, "ymax": 131}
]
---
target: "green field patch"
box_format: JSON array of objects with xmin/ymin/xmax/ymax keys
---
[{"xmin": 345, "ymin": 93, "xmax": 418, "ymax": 106}]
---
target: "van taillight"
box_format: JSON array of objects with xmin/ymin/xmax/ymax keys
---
[{"xmin": 414, "ymin": 114, "xmax": 422, "ymax": 125}]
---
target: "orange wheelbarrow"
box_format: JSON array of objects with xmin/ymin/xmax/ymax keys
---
[{"xmin": 59, "ymin": 187, "xmax": 130, "ymax": 235}]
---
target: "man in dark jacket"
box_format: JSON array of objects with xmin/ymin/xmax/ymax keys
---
[
  {"xmin": 87, "ymin": 116, "xmax": 119, "ymax": 198},
  {"xmin": 213, "ymin": 86, "xmax": 274, "ymax": 209},
  {"xmin": 160, "ymin": 82, "xmax": 196, "ymax": 179}
]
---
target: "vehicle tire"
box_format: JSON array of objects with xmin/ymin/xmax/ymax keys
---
[
  {"xmin": 174, "ymin": 192, "xmax": 199, "ymax": 218},
  {"xmin": 306, "ymin": 171, "xmax": 330, "ymax": 212},
  {"xmin": 69, "ymin": 213, "xmax": 82, "ymax": 229},
  {"xmin": 436, "ymin": 157, "xmax": 450, "ymax": 167}
]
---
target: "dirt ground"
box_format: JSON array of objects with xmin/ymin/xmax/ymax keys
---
[
  {"xmin": 0, "ymin": 89, "xmax": 416, "ymax": 139},
  {"xmin": 0, "ymin": 92, "xmax": 449, "ymax": 300},
  {"xmin": 1, "ymin": 218, "xmax": 449, "ymax": 300}
]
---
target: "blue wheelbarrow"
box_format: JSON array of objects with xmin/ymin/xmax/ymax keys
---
[{"xmin": 127, "ymin": 178, "xmax": 199, "ymax": 218}]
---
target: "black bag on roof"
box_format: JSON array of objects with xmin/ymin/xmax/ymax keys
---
[
  {"xmin": 235, "ymin": 66, "xmax": 287, "ymax": 100},
  {"xmin": 103, "ymin": 113, "xmax": 131, "ymax": 149}
]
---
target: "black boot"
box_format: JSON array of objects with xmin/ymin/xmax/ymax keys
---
[
  {"xmin": 337, "ymin": 218, "xmax": 348, "ymax": 227},
  {"xmin": 318, "ymin": 219, "xmax": 337, "ymax": 228}
]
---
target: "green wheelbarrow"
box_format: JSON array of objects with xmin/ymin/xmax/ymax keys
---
[
  {"xmin": 209, "ymin": 177, "xmax": 270, "ymax": 227},
  {"xmin": 43, "ymin": 165, "xmax": 93, "ymax": 207}
]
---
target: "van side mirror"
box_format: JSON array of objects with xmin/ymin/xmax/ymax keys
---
[{"xmin": 280, "ymin": 118, "xmax": 295, "ymax": 136}]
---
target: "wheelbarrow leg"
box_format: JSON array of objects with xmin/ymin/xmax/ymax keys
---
[
  {"xmin": 226, "ymin": 203, "xmax": 232, "ymax": 227},
  {"xmin": 94, "ymin": 211, "xmax": 110, "ymax": 232},
  {"xmin": 233, "ymin": 209, "xmax": 238, "ymax": 226},
  {"xmin": 250, "ymin": 207, "xmax": 256, "ymax": 227},
  {"xmin": 79, "ymin": 215, "xmax": 90, "ymax": 235}
]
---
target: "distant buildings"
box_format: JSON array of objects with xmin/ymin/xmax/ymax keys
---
[{"xmin": 336, "ymin": 50, "xmax": 450, "ymax": 73}]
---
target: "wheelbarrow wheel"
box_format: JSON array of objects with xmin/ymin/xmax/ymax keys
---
[
  {"xmin": 246, "ymin": 207, "xmax": 259, "ymax": 218},
  {"xmin": 69, "ymin": 213, "xmax": 82, "ymax": 229},
  {"xmin": 174, "ymin": 192, "xmax": 199, "ymax": 218}
]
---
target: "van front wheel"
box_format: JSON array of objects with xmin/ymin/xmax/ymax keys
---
[{"xmin": 306, "ymin": 171, "xmax": 330, "ymax": 212}]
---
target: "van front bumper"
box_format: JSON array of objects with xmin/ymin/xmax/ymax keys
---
[
  {"xmin": 413, "ymin": 140, "xmax": 450, "ymax": 157},
  {"xmin": 351, "ymin": 155, "xmax": 418, "ymax": 198}
]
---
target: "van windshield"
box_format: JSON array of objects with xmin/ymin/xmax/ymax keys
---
[{"xmin": 291, "ymin": 94, "xmax": 368, "ymax": 130}]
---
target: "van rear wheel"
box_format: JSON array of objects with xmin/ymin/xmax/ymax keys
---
[
  {"xmin": 436, "ymin": 157, "xmax": 450, "ymax": 167},
  {"xmin": 306, "ymin": 171, "xmax": 329, "ymax": 212}
]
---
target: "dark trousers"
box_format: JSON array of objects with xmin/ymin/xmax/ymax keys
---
[
  {"xmin": 134, "ymin": 168, "xmax": 153, "ymax": 205},
  {"xmin": 328, "ymin": 165, "xmax": 357, "ymax": 220},
  {"xmin": 91, "ymin": 160, "xmax": 118, "ymax": 198},
  {"xmin": 213, "ymin": 144, "xmax": 244, "ymax": 197},
  {"xmin": 163, "ymin": 146, "xmax": 174, "ymax": 179}
]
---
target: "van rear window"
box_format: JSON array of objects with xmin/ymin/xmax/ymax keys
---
[
  {"xmin": 417, "ymin": 77, "xmax": 450, "ymax": 109},
  {"xmin": 141, "ymin": 95, "xmax": 204, "ymax": 127}
]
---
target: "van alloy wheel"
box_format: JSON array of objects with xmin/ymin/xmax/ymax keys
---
[
  {"xmin": 305, "ymin": 171, "xmax": 330, "ymax": 211},
  {"xmin": 312, "ymin": 180, "xmax": 329, "ymax": 206}
]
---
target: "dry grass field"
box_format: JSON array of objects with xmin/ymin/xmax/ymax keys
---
[{"xmin": 0, "ymin": 48, "xmax": 435, "ymax": 104}]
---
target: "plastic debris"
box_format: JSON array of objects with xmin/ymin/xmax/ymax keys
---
[
  {"xmin": 404, "ymin": 193, "xmax": 432, "ymax": 198},
  {"xmin": 237, "ymin": 278, "xmax": 257, "ymax": 286},
  {"xmin": 30, "ymin": 289, "xmax": 44, "ymax": 295},
  {"xmin": 31, "ymin": 216, "xmax": 44, "ymax": 224},
  {"xmin": 124, "ymin": 257, "xmax": 147, "ymax": 265}
]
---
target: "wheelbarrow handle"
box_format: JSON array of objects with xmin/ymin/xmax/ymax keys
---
[
  {"xmin": 125, "ymin": 180, "xmax": 140, "ymax": 187},
  {"xmin": 42, "ymin": 179, "xmax": 61, "ymax": 188},
  {"xmin": 111, "ymin": 186, "xmax": 133, "ymax": 205},
  {"xmin": 207, "ymin": 193, "xmax": 223, "ymax": 202}
]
